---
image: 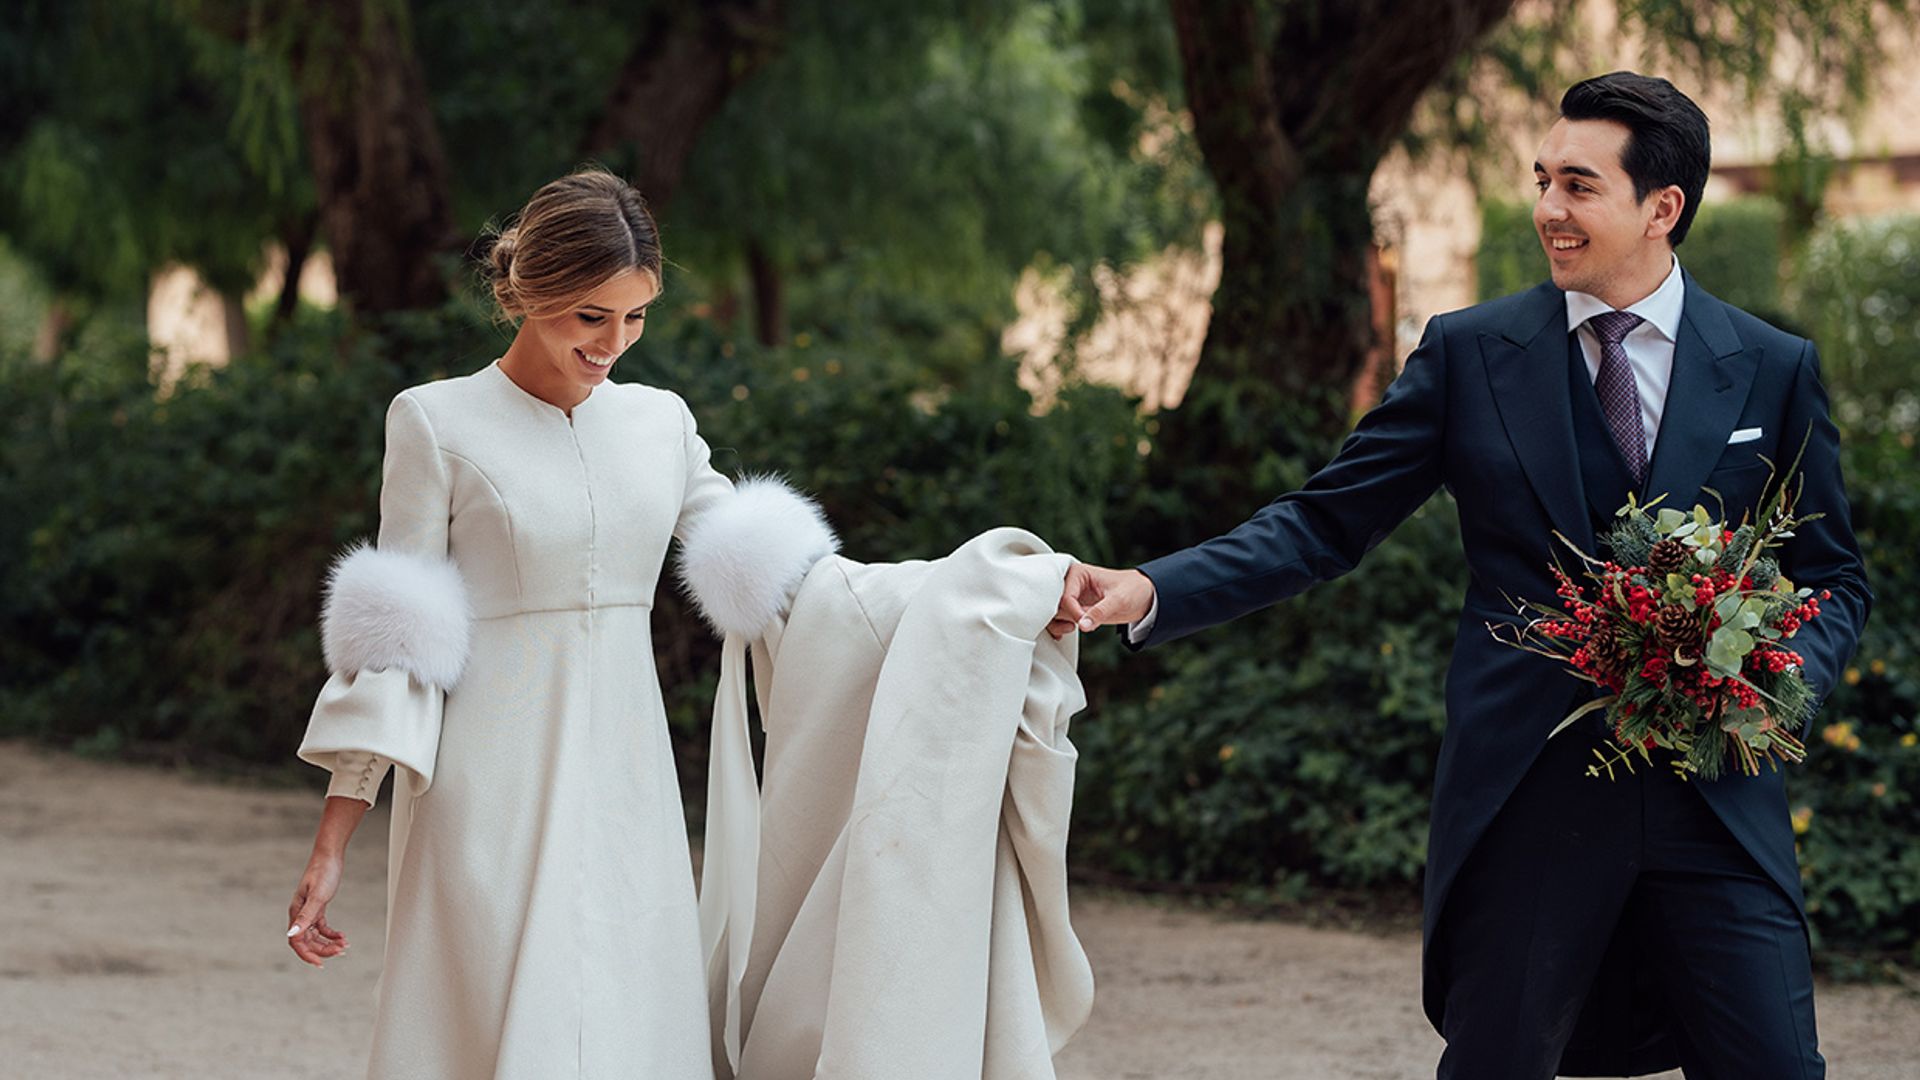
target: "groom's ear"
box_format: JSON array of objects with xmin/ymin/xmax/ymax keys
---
[{"xmin": 1645, "ymin": 184, "xmax": 1686, "ymax": 244}]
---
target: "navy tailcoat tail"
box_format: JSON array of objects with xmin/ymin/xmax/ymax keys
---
[{"xmin": 1135, "ymin": 274, "xmax": 1871, "ymax": 1076}]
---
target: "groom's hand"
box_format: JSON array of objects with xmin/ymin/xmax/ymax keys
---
[{"xmin": 1050, "ymin": 562, "xmax": 1155, "ymax": 640}]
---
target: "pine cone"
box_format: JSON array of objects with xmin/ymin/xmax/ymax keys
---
[
  {"xmin": 1654, "ymin": 602, "xmax": 1699, "ymax": 650},
  {"xmin": 1648, "ymin": 538, "xmax": 1689, "ymax": 577},
  {"xmin": 1588, "ymin": 621, "xmax": 1632, "ymax": 678}
]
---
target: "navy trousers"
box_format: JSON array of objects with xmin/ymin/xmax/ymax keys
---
[{"xmin": 1434, "ymin": 724, "xmax": 1824, "ymax": 1079}]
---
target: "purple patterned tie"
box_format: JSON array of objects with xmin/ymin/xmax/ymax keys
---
[{"xmin": 1588, "ymin": 310, "xmax": 1647, "ymax": 485}]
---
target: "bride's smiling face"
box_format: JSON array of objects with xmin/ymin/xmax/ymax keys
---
[{"xmin": 522, "ymin": 269, "xmax": 659, "ymax": 392}]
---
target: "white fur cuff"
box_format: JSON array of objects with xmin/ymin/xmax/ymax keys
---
[
  {"xmin": 321, "ymin": 543, "xmax": 473, "ymax": 688},
  {"xmin": 678, "ymin": 476, "xmax": 840, "ymax": 638}
]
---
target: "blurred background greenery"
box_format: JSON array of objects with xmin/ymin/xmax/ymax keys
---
[{"xmin": 2, "ymin": 0, "xmax": 1915, "ymax": 973}]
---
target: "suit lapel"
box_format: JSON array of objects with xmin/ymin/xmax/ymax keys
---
[
  {"xmin": 1643, "ymin": 275, "xmax": 1758, "ymax": 512},
  {"xmin": 1480, "ymin": 283, "xmax": 1594, "ymax": 552}
]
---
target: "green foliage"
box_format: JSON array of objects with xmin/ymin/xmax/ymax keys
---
[
  {"xmin": 0, "ymin": 0, "xmax": 299, "ymax": 299},
  {"xmin": 1678, "ymin": 199, "xmax": 1786, "ymax": 318},
  {"xmin": 1477, "ymin": 197, "xmax": 1784, "ymax": 315},
  {"xmin": 1794, "ymin": 214, "xmax": 1920, "ymax": 433},
  {"xmin": 0, "ymin": 311, "xmax": 462, "ymax": 761},
  {"xmin": 1476, "ymin": 199, "xmax": 1544, "ymax": 301},
  {"xmin": 1790, "ymin": 422, "xmax": 1920, "ymax": 967},
  {"xmin": 1071, "ymin": 497, "xmax": 1464, "ymax": 891},
  {"xmin": 666, "ymin": 0, "xmax": 1208, "ymax": 351},
  {"xmin": 0, "ymin": 240, "xmax": 51, "ymax": 355}
]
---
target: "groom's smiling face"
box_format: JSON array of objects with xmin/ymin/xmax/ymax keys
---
[{"xmin": 1532, "ymin": 118, "xmax": 1682, "ymax": 307}]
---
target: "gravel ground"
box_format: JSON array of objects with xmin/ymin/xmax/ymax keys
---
[{"xmin": 2, "ymin": 740, "xmax": 1914, "ymax": 1079}]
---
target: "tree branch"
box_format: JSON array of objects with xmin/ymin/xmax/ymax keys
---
[{"xmin": 578, "ymin": 0, "xmax": 784, "ymax": 208}]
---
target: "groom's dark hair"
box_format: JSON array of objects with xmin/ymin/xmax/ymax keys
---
[{"xmin": 1560, "ymin": 71, "xmax": 1711, "ymax": 247}]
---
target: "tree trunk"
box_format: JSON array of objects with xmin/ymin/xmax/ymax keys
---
[
  {"xmin": 32, "ymin": 296, "xmax": 74, "ymax": 363},
  {"xmin": 289, "ymin": 0, "xmax": 458, "ymax": 315},
  {"xmin": 220, "ymin": 291, "xmax": 250, "ymax": 361},
  {"xmin": 1166, "ymin": 0, "xmax": 1513, "ymax": 439},
  {"xmin": 1151, "ymin": 0, "xmax": 1513, "ymax": 539},
  {"xmin": 746, "ymin": 238, "xmax": 785, "ymax": 347},
  {"xmin": 273, "ymin": 213, "xmax": 317, "ymax": 331},
  {"xmin": 579, "ymin": 1, "xmax": 784, "ymax": 208}
]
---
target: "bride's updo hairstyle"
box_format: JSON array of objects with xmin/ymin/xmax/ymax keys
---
[{"xmin": 484, "ymin": 167, "xmax": 661, "ymax": 321}]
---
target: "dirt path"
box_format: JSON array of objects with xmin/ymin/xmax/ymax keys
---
[{"xmin": 2, "ymin": 741, "xmax": 1914, "ymax": 1078}]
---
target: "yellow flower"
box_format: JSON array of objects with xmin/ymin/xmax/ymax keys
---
[
  {"xmin": 731, "ymin": 384, "xmax": 750, "ymax": 401},
  {"xmin": 1872, "ymin": 782, "xmax": 1888, "ymax": 798},
  {"xmin": 1218, "ymin": 745, "xmax": 1236, "ymax": 763},
  {"xmin": 1870, "ymin": 659, "xmax": 1887, "ymax": 677},
  {"xmin": 825, "ymin": 359, "xmax": 843, "ymax": 375},
  {"xmin": 1791, "ymin": 806, "xmax": 1813, "ymax": 836},
  {"xmin": 1901, "ymin": 733, "xmax": 1917, "ymax": 748},
  {"xmin": 1379, "ymin": 641, "xmax": 1395, "ymax": 656},
  {"xmin": 794, "ymin": 332, "xmax": 813, "ymax": 348},
  {"xmin": 792, "ymin": 367, "xmax": 810, "ymax": 381},
  {"xmin": 1821, "ymin": 722, "xmax": 1854, "ymax": 748},
  {"xmin": 1843, "ymin": 667, "xmax": 1861, "ymax": 686}
]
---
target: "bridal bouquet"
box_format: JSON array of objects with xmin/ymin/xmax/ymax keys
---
[{"xmin": 1492, "ymin": 464, "xmax": 1828, "ymax": 780}]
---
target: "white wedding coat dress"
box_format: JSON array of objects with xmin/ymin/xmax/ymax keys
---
[{"xmin": 298, "ymin": 360, "xmax": 733, "ymax": 1079}]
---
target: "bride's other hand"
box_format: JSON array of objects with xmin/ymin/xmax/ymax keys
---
[
  {"xmin": 287, "ymin": 851, "xmax": 348, "ymax": 967},
  {"xmin": 1051, "ymin": 562, "xmax": 1154, "ymax": 639},
  {"xmin": 287, "ymin": 794, "xmax": 368, "ymax": 967}
]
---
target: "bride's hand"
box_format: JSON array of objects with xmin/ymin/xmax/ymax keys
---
[
  {"xmin": 287, "ymin": 851, "xmax": 349, "ymax": 967},
  {"xmin": 288, "ymin": 793, "xmax": 370, "ymax": 966},
  {"xmin": 1051, "ymin": 562, "xmax": 1155, "ymax": 639}
]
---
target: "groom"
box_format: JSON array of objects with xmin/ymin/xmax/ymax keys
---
[{"xmin": 1061, "ymin": 72, "xmax": 1870, "ymax": 1078}]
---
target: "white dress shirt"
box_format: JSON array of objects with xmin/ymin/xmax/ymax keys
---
[{"xmin": 1125, "ymin": 255, "xmax": 1688, "ymax": 645}]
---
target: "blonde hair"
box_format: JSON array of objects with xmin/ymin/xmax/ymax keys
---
[{"xmin": 483, "ymin": 167, "xmax": 661, "ymax": 321}]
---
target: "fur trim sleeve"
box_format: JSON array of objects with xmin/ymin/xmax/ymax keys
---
[
  {"xmin": 677, "ymin": 476, "xmax": 839, "ymax": 638},
  {"xmin": 320, "ymin": 543, "xmax": 473, "ymax": 688}
]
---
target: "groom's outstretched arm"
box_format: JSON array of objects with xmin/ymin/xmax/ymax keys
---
[{"xmin": 1069, "ymin": 314, "xmax": 1453, "ymax": 647}]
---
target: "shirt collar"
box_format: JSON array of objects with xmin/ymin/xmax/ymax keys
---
[{"xmin": 1564, "ymin": 253, "xmax": 1684, "ymax": 343}]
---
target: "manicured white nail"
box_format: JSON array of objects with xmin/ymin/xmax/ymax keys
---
[
  {"xmin": 287, "ymin": 925, "xmax": 301, "ymax": 937},
  {"xmin": 1078, "ymin": 616, "xmax": 1095, "ymax": 632}
]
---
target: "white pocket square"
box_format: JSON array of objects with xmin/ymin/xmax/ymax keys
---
[{"xmin": 1727, "ymin": 427, "xmax": 1763, "ymax": 444}]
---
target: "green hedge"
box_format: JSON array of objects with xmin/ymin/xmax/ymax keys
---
[{"xmin": 1795, "ymin": 214, "xmax": 1920, "ymax": 433}]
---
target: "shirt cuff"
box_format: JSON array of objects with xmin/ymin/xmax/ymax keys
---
[
  {"xmin": 1127, "ymin": 593, "xmax": 1159, "ymax": 645},
  {"xmin": 326, "ymin": 750, "xmax": 392, "ymax": 807}
]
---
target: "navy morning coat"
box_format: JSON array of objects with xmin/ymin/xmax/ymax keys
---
[{"xmin": 1132, "ymin": 273, "xmax": 1872, "ymax": 1076}]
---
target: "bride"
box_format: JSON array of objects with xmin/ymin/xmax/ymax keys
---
[{"xmin": 284, "ymin": 167, "xmax": 1091, "ymax": 1080}]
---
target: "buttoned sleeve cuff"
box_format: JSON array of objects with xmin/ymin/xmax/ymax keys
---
[{"xmin": 325, "ymin": 750, "xmax": 392, "ymax": 807}]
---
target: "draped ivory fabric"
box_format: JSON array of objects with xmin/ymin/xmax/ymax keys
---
[
  {"xmin": 697, "ymin": 528, "xmax": 1094, "ymax": 1080},
  {"xmin": 298, "ymin": 360, "xmax": 730, "ymax": 1079}
]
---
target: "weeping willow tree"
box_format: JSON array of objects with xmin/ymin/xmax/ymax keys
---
[
  {"xmin": 663, "ymin": 0, "xmax": 1208, "ymax": 353},
  {"xmin": 0, "ymin": 0, "xmax": 295, "ymax": 359}
]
